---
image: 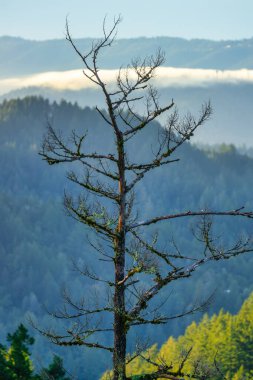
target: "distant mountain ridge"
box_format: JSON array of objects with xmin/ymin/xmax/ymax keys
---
[
  {"xmin": 1, "ymin": 35, "xmax": 253, "ymax": 78},
  {"xmin": 1, "ymin": 82, "xmax": 253, "ymax": 146}
]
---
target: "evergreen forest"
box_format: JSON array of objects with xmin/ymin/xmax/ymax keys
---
[{"xmin": 105, "ymin": 292, "xmax": 253, "ymax": 380}]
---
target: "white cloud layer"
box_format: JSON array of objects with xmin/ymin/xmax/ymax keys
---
[{"xmin": 1, "ymin": 67, "xmax": 253, "ymax": 95}]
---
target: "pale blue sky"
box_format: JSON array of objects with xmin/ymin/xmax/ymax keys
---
[{"xmin": 1, "ymin": 0, "xmax": 253, "ymax": 41}]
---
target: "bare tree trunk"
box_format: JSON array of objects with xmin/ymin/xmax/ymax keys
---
[
  {"xmin": 113, "ymin": 252, "xmax": 126, "ymax": 380},
  {"xmin": 113, "ymin": 134, "xmax": 127, "ymax": 380}
]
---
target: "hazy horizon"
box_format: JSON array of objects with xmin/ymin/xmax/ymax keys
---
[{"xmin": 1, "ymin": 33, "xmax": 253, "ymax": 43}]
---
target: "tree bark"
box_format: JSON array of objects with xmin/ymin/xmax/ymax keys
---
[
  {"xmin": 113, "ymin": 134, "xmax": 127, "ymax": 380},
  {"xmin": 113, "ymin": 252, "xmax": 126, "ymax": 380}
]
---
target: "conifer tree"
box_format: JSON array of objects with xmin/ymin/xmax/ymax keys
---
[
  {"xmin": 0, "ymin": 325, "xmax": 70, "ymax": 380},
  {"xmin": 40, "ymin": 355, "xmax": 70, "ymax": 380},
  {"xmin": 0, "ymin": 324, "xmax": 38, "ymax": 380}
]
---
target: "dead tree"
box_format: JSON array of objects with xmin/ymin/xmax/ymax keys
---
[{"xmin": 39, "ymin": 17, "xmax": 253, "ymax": 380}]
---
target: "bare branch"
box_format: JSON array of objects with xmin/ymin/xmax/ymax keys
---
[
  {"xmin": 130, "ymin": 231, "xmax": 176, "ymax": 269},
  {"xmin": 29, "ymin": 317, "xmax": 113, "ymax": 352},
  {"xmin": 124, "ymin": 100, "xmax": 174, "ymax": 137},
  {"xmin": 129, "ymin": 207, "xmax": 253, "ymax": 230},
  {"xmin": 67, "ymin": 170, "xmax": 119, "ymax": 202},
  {"xmin": 128, "ymin": 236, "xmax": 253, "ymax": 320},
  {"xmin": 64, "ymin": 193, "xmax": 117, "ymax": 237}
]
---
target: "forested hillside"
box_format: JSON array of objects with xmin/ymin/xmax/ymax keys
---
[
  {"xmin": 1, "ymin": 96, "xmax": 253, "ymax": 378},
  {"xmin": 3, "ymin": 83, "xmax": 253, "ymax": 146},
  {"xmin": 122, "ymin": 292, "xmax": 253, "ymax": 379}
]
